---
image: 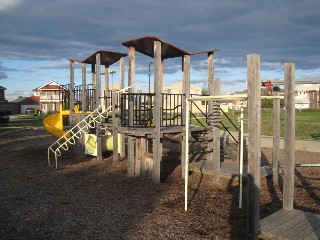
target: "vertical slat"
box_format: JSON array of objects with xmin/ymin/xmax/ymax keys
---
[
  {"xmin": 112, "ymin": 90, "xmax": 118, "ymax": 164},
  {"xmin": 119, "ymin": 57, "xmax": 126, "ymax": 158},
  {"xmin": 181, "ymin": 54, "xmax": 190, "ymax": 178},
  {"xmin": 105, "ymin": 65, "xmax": 110, "ymax": 108},
  {"xmin": 127, "ymin": 47, "xmax": 135, "ymax": 175},
  {"xmin": 95, "ymin": 53, "xmax": 101, "ymax": 108},
  {"xmin": 69, "ymin": 60, "xmax": 75, "ymax": 124},
  {"xmin": 207, "ymin": 52, "xmax": 215, "ymax": 181},
  {"xmin": 283, "ymin": 63, "xmax": 295, "ymax": 210},
  {"xmin": 127, "ymin": 136, "xmax": 135, "ymax": 177},
  {"xmin": 272, "ymin": 87, "xmax": 280, "ymax": 180},
  {"xmin": 247, "ymin": 54, "xmax": 261, "ymax": 240},
  {"xmin": 81, "ymin": 63, "xmax": 86, "ymax": 113},
  {"xmin": 95, "ymin": 53, "xmax": 102, "ymax": 161},
  {"xmin": 153, "ymin": 40, "xmax": 162, "ymax": 183},
  {"xmin": 212, "ymin": 78, "xmax": 220, "ymax": 183}
]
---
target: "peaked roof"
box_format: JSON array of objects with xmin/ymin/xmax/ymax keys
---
[
  {"xmin": 33, "ymin": 81, "xmax": 62, "ymax": 91},
  {"xmin": 80, "ymin": 50, "xmax": 127, "ymax": 66},
  {"xmin": 122, "ymin": 36, "xmax": 190, "ymax": 59},
  {"xmin": 20, "ymin": 95, "xmax": 40, "ymax": 105}
]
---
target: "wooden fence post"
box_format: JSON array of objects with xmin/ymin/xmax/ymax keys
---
[
  {"xmin": 272, "ymin": 87, "xmax": 280, "ymax": 180},
  {"xmin": 247, "ymin": 54, "xmax": 261, "ymax": 240},
  {"xmin": 283, "ymin": 63, "xmax": 295, "ymax": 210}
]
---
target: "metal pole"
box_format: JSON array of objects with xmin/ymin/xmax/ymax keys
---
[
  {"xmin": 239, "ymin": 105, "xmax": 244, "ymax": 208},
  {"xmin": 184, "ymin": 99, "xmax": 190, "ymax": 211}
]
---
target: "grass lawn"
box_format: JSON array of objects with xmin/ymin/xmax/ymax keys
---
[
  {"xmin": 0, "ymin": 114, "xmax": 45, "ymax": 133},
  {"xmin": 191, "ymin": 108, "xmax": 320, "ymax": 140}
]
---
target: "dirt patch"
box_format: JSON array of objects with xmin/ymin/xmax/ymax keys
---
[{"xmin": 0, "ymin": 129, "xmax": 319, "ymax": 239}]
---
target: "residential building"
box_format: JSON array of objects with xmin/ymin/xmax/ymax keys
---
[
  {"xmin": 295, "ymin": 84, "xmax": 320, "ymax": 109},
  {"xmin": 33, "ymin": 81, "xmax": 62, "ymax": 113}
]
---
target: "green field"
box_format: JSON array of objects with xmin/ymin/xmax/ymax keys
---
[
  {"xmin": 1, "ymin": 110, "xmax": 320, "ymax": 140},
  {"xmin": 191, "ymin": 108, "xmax": 320, "ymax": 140}
]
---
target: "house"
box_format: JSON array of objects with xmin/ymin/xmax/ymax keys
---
[
  {"xmin": 33, "ymin": 81, "xmax": 62, "ymax": 113},
  {"xmin": 19, "ymin": 95, "xmax": 40, "ymax": 113},
  {"xmin": 0, "ymin": 86, "xmax": 19, "ymax": 114},
  {"xmin": 295, "ymin": 84, "xmax": 320, "ymax": 109}
]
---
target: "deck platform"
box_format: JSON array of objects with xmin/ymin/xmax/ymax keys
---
[
  {"xmin": 188, "ymin": 160, "xmax": 272, "ymax": 179},
  {"xmin": 258, "ymin": 209, "xmax": 320, "ymax": 239}
]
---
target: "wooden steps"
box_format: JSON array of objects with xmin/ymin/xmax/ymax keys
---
[{"xmin": 188, "ymin": 160, "xmax": 272, "ymax": 179}]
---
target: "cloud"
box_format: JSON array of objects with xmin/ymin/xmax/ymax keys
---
[
  {"xmin": 0, "ymin": 72, "xmax": 8, "ymax": 79},
  {"xmin": 0, "ymin": 0, "xmax": 21, "ymax": 11}
]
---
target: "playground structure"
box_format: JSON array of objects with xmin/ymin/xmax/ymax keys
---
[
  {"xmin": 43, "ymin": 37, "xmax": 320, "ymax": 239},
  {"xmin": 183, "ymin": 56, "xmax": 319, "ymax": 239}
]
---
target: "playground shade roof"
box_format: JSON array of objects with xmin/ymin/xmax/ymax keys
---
[
  {"xmin": 82, "ymin": 50, "xmax": 127, "ymax": 66},
  {"xmin": 122, "ymin": 36, "xmax": 190, "ymax": 59}
]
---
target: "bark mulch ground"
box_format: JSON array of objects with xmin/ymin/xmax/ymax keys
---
[{"xmin": 0, "ymin": 129, "xmax": 319, "ymax": 239}]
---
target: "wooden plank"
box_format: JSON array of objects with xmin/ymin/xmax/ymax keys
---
[
  {"xmin": 140, "ymin": 138, "xmax": 147, "ymax": 178},
  {"xmin": 95, "ymin": 53, "xmax": 102, "ymax": 161},
  {"xmin": 104, "ymin": 66, "xmax": 110, "ymax": 108},
  {"xmin": 81, "ymin": 63, "xmax": 87, "ymax": 113},
  {"xmin": 119, "ymin": 57, "xmax": 126, "ymax": 158},
  {"xmin": 259, "ymin": 209, "xmax": 290, "ymax": 226},
  {"xmin": 181, "ymin": 54, "xmax": 190, "ymax": 178},
  {"xmin": 304, "ymin": 223, "xmax": 320, "ymax": 240},
  {"xmin": 112, "ymin": 90, "xmax": 118, "ymax": 164},
  {"xmin": 280, "ymin": 213, "xmax": 320, "ymax": 239},
  {"xmin": 135, "ymin": 138, "xmax": 141, "ymax": 176},
  {"xmin": 291, "ymin": 218, "xmax": 320, "ymax": 240},
  {"xmin": 153, "ymin": 40, "xmax": 162, "ymax": 183},
  {"xmin": 69, "ymin": 60, "xmax": 75, "ymax": 124},
  {"xmin": 268, "ymin": 211, "xmax": 312, "ymax": 236},
  {"xmin": 272, "ymin": 89, "xmax": 280, "ymax": 180},
  {"xmin": 207, "ymin": 52, "xmax": 214, "ymax": 182},
  {"xmin": 283, "ymin": 63, "xmax": 295, "ymax": 210},
  {"xmin": 95, "ymin": 53, "xmax": 101, "ymax": 109},
  {"xmin": 246, "ymin": 54, "xmax": 261, "ymax": 239},
  {"xmin": 127, "ymin": 136, "xmax": 135, "ymax": 177},
  {"xmin": 259, "ymin": 209, "xmax": 302, "ymax": 233},
  {"xmin": 212, "ymin": 78, "xmax": 220, "ymax": 183}
]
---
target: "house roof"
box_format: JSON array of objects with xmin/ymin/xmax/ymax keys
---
[
  {"xmin": 81, "ymin": 50, "xmax": 127, "ymax": 66},
  {"xmin": 122, "ymin": 36, "xmax": 190, "ymax": 59},
  {"xmin": 20, "ymin": 95, "xmax": 40, "ymax": 105},
  {"xmin": 33, "ymin": 80, "xmax": 62, "ymax": 91},
  {"xmin": 295, "ymin": 84, "xmax": 320, "ymax": 92}
]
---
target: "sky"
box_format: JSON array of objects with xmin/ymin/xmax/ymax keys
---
[{"xmin": 0, "ymin": 0, "xmax": 320, "ymax": 100}]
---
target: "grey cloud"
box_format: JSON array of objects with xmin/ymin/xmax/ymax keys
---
[
  {"xmin": 0, "ymin": 0, "xmax": 319, "ymax": 72},
  {"xmin": 0, "ymin": 72, "xmax": 8, "ymax": 79}
]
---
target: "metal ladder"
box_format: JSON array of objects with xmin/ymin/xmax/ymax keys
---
[{"xmin": 47, "ymin": 105, "xmax": 112, "ymax": 168}]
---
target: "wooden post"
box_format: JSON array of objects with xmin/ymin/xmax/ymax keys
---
[
  {"xmin": 272, "ymin": 87, "xmax": 280, "ymax": 180},
  {"xmin": 91, "ymin": 64, "xmax": 95, "ymax": 111},
  {"xmin": 153, "ymin": 40, "xmax": 162, "ymax": 183},
  {"xmin": 112, "ymin": 90, "xmax": 118, "ymax": 164},
  {"xmin": 246, "ymin": 54, "xmax": 261, "ymax": 240},
  {"xmin": 69, "ymin": 60, "xmax": 75, "ymax": 125},
  {"xmin": 283, "ymin": 63, "xmax": 295, "ymax": 210},
  {"xmin": 181, "ymin": 54, "xmax": 190, "ymax": 178},
  {"xmin": 81, "ymin": 63, "xmax": 87, "ymax": 113},
  {"xmin": 127, "ymin": 46, "xmax": 135, "ymax": 176},
  {"xmin": 95, "ymin": 53, "xmax": 101, "ymax": 108},
  {"xmin": 105, "ymin": 65, "xmax": 110, "ymax": 109},
  {"xmin": 212, "ymin": 78, "xmax": 220, "ymax": 183},
  {"xmin": 119, "ymin": 56, "xmax": 126, "ymax": 158},
  {"xmin": 96, "ymin": 53, "xmax": 102, "ymax": 161}
]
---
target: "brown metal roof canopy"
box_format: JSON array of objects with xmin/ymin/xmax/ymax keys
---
[
  {"xmin": 82, "ymin": 50, "xmax": 127, "ymax": 66},
  {"xmin": 122, "ymin": 36, "xmax": 190, "ymax": 59}
]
